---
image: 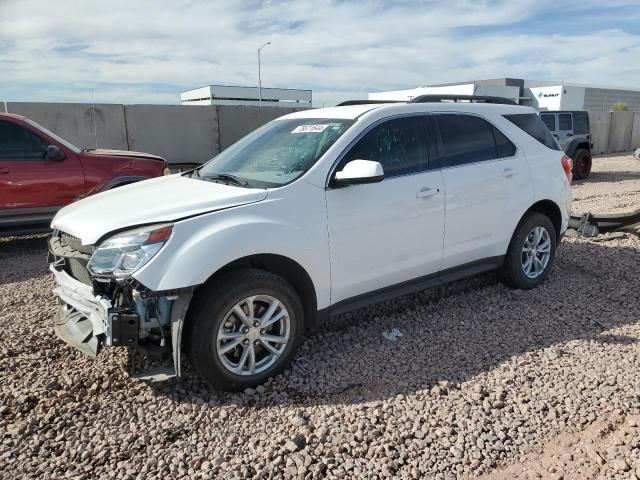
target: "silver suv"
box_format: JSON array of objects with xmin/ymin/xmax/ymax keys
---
[{"xmin": 540, "ymin": 111, "xmax": 592, "ymax": 180}]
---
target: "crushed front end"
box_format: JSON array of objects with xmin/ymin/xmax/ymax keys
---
[{"xmin": 48, "ymin": 229, "xmax": 191, "ymax": 380}]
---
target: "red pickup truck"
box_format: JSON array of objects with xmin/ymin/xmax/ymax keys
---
[{"xmin": 0, "ymin": 113, "xmax": 170, "ymax": 235}]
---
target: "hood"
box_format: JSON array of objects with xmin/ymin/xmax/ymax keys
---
[
  {"xmin": 84, "ymin": 148, "xmax": 165, "ymax": 162},
  {"xmin": 52, "ymin": 175, "xmax": 268, "ymax": 245}
]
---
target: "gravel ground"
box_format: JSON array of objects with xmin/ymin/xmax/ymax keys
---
[{"xmin": 1, "ymin": 154, "xmax": 640, "ymax": 479}]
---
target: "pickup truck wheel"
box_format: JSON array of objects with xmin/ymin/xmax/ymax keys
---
[
  {"xmin": 572, "ymin": 149, "xmax": 592, "ymax": 180},
  {"xmin": 185, "ymin": 269, "xmax": 304, "ymax": 391},
  {"xmin": 499, "ymin": 212, "xmax": 557, "ymax": 290}
]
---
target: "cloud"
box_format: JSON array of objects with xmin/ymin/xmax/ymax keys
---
[{"xmin": 1, "ymin": 0, "xmax": 639, "ymax": 106}]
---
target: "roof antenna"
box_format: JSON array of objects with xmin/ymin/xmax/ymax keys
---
[{"xmin": 91, "ymin": 88, "xmax": 98, "ymax": 150}]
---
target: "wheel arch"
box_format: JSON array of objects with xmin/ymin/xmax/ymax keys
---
[
  {"xmin": 198, "ymin": 253, "xmax": 319, "ymax": 329},
  {"xmin": 522, "ymin": 199, "xmax": 563, "ymax": 242},
  {"xmin": 564, "ymin": 138, "xmax": 590, "ymax": 157}
]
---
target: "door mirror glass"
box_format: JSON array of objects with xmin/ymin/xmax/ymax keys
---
[
  {"xmin": 45, "ymin": 145, "xmax": 65, "ymax": 161},
  {"xmin": 333, "ymin": 159, "xmax": 384, "ymax": 187}
]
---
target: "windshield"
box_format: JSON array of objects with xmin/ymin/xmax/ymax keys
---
[
  {"xmin": 24, "ymin": 119, "xmax": 81, "ymax": 154},
  {"xmin": 193, "ymin": 118, "xmax": 353, "ymax": 188}
]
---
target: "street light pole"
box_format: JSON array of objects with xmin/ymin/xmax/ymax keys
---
[{"xmin": 258, "ymin": 42, "xmax": 271, "ymax": 107}]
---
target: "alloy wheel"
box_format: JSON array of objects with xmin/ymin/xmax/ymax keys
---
[
  {"xmin": 216, "ymin": 295, "xmax": 290, "ymax": 376},
  {"xmin": 521, "ymin": 226, "xmax": 551, "ymax": 279}
]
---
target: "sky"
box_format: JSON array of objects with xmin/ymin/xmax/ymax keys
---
[{"xmin": 1, "ymin": 0, "xmax": 639, "ymax": 107}]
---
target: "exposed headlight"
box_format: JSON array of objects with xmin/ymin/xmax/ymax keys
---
[
  {"xmin": 163, "ymin": 166, "xmax": 172, "ymax": 176},
  {"xmin": 88, "ymin": 225, "xmax": 172, "ymax": 278}
]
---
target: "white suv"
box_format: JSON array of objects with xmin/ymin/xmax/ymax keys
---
[{"xmin": 49, "ymin": 96, "xmax": 573, "ymax": 390}]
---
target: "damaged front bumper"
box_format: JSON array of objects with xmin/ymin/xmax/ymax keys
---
[
  {"xmin": 51, "ymin": 266, "xmax": 112, "ymax": 356},
  {"xmin": 50, "ymin": 256, "xmax": 193, "ymax": 382}
]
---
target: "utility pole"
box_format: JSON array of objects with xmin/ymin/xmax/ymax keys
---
[{"xmin": 258, "ymin": 42, "xmax": 271, "ymax": 107}]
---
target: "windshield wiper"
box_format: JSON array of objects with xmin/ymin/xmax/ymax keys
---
[{"xmin": 200, "ymin": 173, "xmax": 248, "ymax": 187}]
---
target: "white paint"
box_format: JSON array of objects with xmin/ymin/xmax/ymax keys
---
[
  {"xmin": 51, "ymin": 175, "xmax": 268, "ymax": 245},
  {"xmin": 334, "ymin": 159, "xmax": 383, "ymax": 182},
  {"xmin": 51, "ymin": 101, "xmax": 572, "ymax": 311}
]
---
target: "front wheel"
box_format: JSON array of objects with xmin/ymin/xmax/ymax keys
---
[
  {"xmin": 184, "ymin": 269, "xmax": 304, "ymax": 391},
  {"xmin": 499, "ymin": 212, "xmax": 557, "ymax": 289}
]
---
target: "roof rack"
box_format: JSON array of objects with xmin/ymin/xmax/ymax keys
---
[
  {"xmin": 335, "ymin": 100, "xmax": 404, "ymax": 106},
  {"xmin": 408, "ymin": 94, "xmax": 516, "ymax": 105},
  {"xmin": 335, "ymin": 95, "xmax": 517, "ymax": 107}
]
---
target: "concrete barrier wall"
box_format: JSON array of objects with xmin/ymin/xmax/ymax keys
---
[
  {"xmin": 587, "ymin": 111, "xmax": 611, "ymax": 155},
  {"xmin": 124, "ymin": 105, "xmax": 220, "ymax": 164},
  {"xmin": 6, "ymin": 102, "xmax": 129, "ymax": 150},
  {"xmin": 631, "ymin": 113, "xmax": 640, "ymax": 151},
  {"xmin": 3, "ymin": 101, "xmax": 304, "ymax": 164},
  {"xmin": 607, "ymin": 111, "xmax": 635, "ymax": 153},
  {"xmin": 4, "ymin": 101, "xmax": 639, "ymax": 160},
  {"xmin": 217, "ymin": 105, "xmax": 299, "ymax": 150}
]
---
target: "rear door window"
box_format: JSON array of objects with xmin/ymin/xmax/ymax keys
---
[
  {"xmin": 558, "ymin": 113, "xmax": 572, "ymax": 131},
  {"xmin": 0, "ymin": 121, "xmax": 48, "ymax": 160},
  {"xmin": 503, "ymin": 113, "xmax": 561, "ymax": 151},
  {"xmin": 540, "ymin": 114, "xmax": 556, "ymax": 131},
  {"xmin": 573, "ymin": 112, "xmax": 590, "ymax": 135},
  {"xmin": 435, "ymin": 114, "xmax": 504, "ymax": 167}
]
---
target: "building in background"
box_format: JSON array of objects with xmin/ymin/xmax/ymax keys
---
[
  {"xmin": 181, "ymin": 84, "xmax": 312, "ymax": 108},
  {"xmin": 369, "ymin": 78, "xmax": 640, "ymax": 111}
]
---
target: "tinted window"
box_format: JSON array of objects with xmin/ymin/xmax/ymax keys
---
[
  {"xmin": 573, "ymin": 112, "xmax": 589, "ymax": 135},
  {"xmin": 342, "ymin": 116, "xmax": 427, "ymax": 177},
  {"xmin": 540, "ymin": 114, "xmax": 556, "ymax": 131},
  {"xmin": 503, "ymin": 113, "xmax": 561, "ymax": 151},
  {"xmin": 0, "ymin": 121, "xmax": 48, "ymax": 160},
  {"xmin": 435, "ymin": 114, "xmax": 498, "ymax": 167},
  {"xmin": 493, "ymin": 127, "xmax": 517, "ymax": 158},
  {"xmin": 559, "ymin": 113, "xmax": 572, "ymax": 131}
]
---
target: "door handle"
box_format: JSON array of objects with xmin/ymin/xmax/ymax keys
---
[
  {"xmin": 501, "ymin": 168, "xmax": 519, "ymax": 178},
  {"xmin": 0, "ymin": 168, "xmax": 9, "ymax": 174},
  {"xmin": 416, "ymin": 187, "xmax": 439, "ymax": 198},
  {"xmin": 566, "ymin": 133, "xmax": 573, "ymax": 137}
]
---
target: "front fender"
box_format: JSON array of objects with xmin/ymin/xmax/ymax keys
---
[
  {"xmin": 133, "ymin": 184, "xmax": 331, "ymax": 309},
  {"xmin": 563, "ymin": 138, "xmax": 589, "ymax": 157}
]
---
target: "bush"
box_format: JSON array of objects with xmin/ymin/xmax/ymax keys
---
[{"xmin": 611, "ymin": 102, "xmax": 629, "ymax": 111}]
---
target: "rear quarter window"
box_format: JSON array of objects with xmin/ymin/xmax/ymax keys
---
[
  {"xmin": 573, "ymin": 112, "xmax": 590, "ymax": 135},
  {"xmin": 503, "ymin": 113, "xmax": 561, "ymax": 151}
]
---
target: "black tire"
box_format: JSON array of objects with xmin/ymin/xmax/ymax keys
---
[
  {"xmin": 572, "ymin": 149, "xmax": 592, "ymax": 180},
  {"xmin": 499, "ymin": 212, "xmax": 557, "ymax": 290},
  {"xmin": 184, "ymin": 268, "xmax": 304, "ymax": 391}
]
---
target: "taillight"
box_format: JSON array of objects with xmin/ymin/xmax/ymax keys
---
[{"xmin": 561, "ymin": 154, "xmax": 573, "ymax": 184}]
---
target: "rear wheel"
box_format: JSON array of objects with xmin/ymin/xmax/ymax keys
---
[
  {"xmin": 185, "ymin": 269, "xmax": 304, "ymax": 391},
  {"xmin": 499, "ymin": 212, "xmax": 557, "ymax": 289},
  {"xmin": 572, "ymin": 149, "xmax": 592, "ymax": 180}
]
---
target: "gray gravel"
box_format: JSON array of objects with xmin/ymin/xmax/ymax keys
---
[{"xmin": 1, "ymin": 154, "xmax": 640, "ymax": 479}]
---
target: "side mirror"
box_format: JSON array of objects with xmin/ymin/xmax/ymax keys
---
[
  {"xmin": 333, "ymin": 159, "xmax": 384, "ymax": 187},
  {"xmin": 45, "ymin": 145, "xmax": 66, "ymax": 161}
]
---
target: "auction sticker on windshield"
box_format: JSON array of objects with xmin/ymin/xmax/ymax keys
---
[{"xmin": 292, "ymin": 124, "xmax": 330, "ymax": 133}]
